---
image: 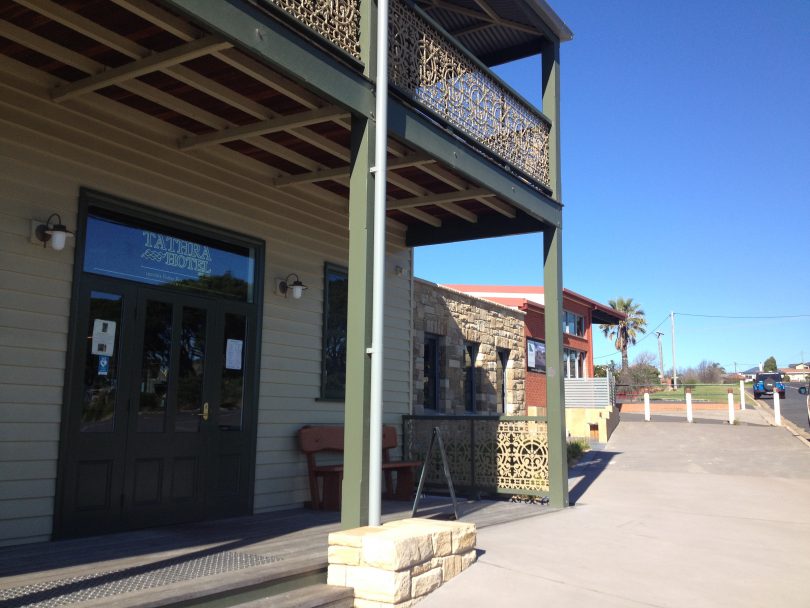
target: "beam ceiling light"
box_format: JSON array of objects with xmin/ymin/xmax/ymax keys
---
[
  {"xmin": 276, "ymin": 273, "xmax": 308, "ymax": 299},
  {"xmin": 35, "ymin": 213, "xmax": 74, "ymax": 251}
]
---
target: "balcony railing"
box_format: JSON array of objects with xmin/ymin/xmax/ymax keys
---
[
  {"xmin": 265, "ymin": 0, "xmax": 362, "ymax": 60},
  {"xmin": 403, "ymin": 415, "xmax": 550, "ymax": 499},
  {"xmin": 265, "ymin": 0, "xmax": 552, "ymax": 191}
]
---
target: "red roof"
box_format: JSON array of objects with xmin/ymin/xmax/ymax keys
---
[{"xmin": 441, "ymin": 284, "xmax": 625, "ymax": 324}]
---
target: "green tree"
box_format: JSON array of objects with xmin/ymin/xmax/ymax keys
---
[
  {"xmin": 599, "ymin": 297, "xmax": 648, "ymax": 370},
  {"xmin": 763, "ymin": 356, "xmax": 777, "ymax": 372}
]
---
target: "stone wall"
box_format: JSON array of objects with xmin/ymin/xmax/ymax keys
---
[
  {"xmin": 327, "ymin": 518, "xmax": 477, "ymax": 607},
  {"xmin": 413, "ymin": 280, "xmax": 526, "ymax": 415}
]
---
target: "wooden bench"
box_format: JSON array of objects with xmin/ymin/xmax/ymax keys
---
[{"xmin": 298, "ymin": 425, "xmax": 421, "ymax": 510}]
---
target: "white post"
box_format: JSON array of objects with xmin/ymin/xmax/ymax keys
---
[
  {"xmin": 727, "ymin": 389, "xmax": 735, "ymax": 425},
  {"xmin": 773, "ymin": 390, "xmax": 781, "ymax": 426},
  {"xmin": 686, "ymin": 388, "xmax": 693, "ymax": 423},
  {"xmin": 368, "ymin": 0, "xmax": 390, "ymax": 527},
  {"xmin": 739, "ymin": 379, "xmax": 746, "ymax": 410},
  {"xmin": 644, "ymin": 392, "xmax": 651, "ymax": 422}
]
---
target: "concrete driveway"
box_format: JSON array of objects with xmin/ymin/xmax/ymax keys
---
[{"xmin": 421, "ymin": 412, "xmax": 810, "ymax": 607}]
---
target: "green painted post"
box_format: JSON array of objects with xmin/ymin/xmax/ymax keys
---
[
  {"xmin": 543, "ymin": 226, "xmax": 568, "ymax": 508},
  {"xmin": 541, "ymin": 37, "xmax": 568, "ymax": 507},
  {"xmin": 541, "ymin": 39, "xmax": 561, "ymax": 203},
  {"xmin": 341, "ymin": 115, "xmax": 376, "ymax": 529},
  {"xmin": 341, "ymin": 0, "xmax": 378, "ymax": 529}
]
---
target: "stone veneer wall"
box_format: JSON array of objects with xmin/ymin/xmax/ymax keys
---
[{"xmin": 413, "ymin": 280, "xmax": 526, "ymax": 415}]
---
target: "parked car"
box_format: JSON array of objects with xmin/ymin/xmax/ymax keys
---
[{"xmin": 753, "ymin": 372, "xmax": 785, "ymax": 399}]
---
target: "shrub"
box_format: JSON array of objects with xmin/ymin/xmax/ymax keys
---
[{"xmin": 567, "ymin": 438, "xmax": 590, "ymax": 464}]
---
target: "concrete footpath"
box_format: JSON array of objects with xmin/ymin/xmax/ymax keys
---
[{"xmin": 421, "ymin": 410, "xmax": 810, "ymax": 607}]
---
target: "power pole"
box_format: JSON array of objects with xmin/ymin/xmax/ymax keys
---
[
  {"xmin": 670, "ymin": 312, "xmax": 678, "ymax": 389},
  {"xmin": 655, "ymin": 331, "xmax": 665, "ymax": 385}
]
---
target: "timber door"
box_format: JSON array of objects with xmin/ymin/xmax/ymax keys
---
[{"xmin": 56, "ymin": 193, "xmax": 261, "ymax": 538}]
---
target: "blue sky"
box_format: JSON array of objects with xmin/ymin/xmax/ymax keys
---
[{"xmin": 414, "ymin": 0, "xmax": 810, "ymax": 372}]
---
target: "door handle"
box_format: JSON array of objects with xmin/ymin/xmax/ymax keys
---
[{"xmin": 201, "ymin": 402, "xmax": 209, "ymax": 421}]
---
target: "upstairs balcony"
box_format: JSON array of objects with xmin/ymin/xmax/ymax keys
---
[{"xmin": 265, "ymin": 0, "xmax": 561, "ymax": 195}]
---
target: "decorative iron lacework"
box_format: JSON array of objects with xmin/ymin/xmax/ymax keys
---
[
  {"xmin": 405, "ymin": 417, "xmax": 549, "ymax": 496},
  {"xmin": 265, "ymin": 0, "xmax": 361, "ymax": 60},
  {"xmin": 389, "ymin": 0, "xmax": 551, "ymax": 189}
]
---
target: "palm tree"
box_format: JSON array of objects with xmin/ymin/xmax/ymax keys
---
[{"xmin": 600, "ymin": 297, "xmax": 647, "ymax": 369}]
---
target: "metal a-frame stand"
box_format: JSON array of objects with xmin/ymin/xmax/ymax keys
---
[{"xmin": 411, "ymin": 427, "xmax": 459, "ymax": 520}]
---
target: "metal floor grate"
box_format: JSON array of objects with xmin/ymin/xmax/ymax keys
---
[{"xmin": 0, "ymin": 550, "xmax": 282, "ymax": 607}]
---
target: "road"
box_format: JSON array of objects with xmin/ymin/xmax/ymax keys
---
[{"xmin": 755, "ymin": 382, "xmax": 809, "ymax": 432}]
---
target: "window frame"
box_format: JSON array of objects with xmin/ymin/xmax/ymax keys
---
[
  {"xmin": 563, "ymin": 310, "xmax": 585, "ymax": 337},
  {"xmin": 320, "ymin": 262, "xmax": 348, "ymax": 400},
  {"xmin": 496, "ymin": 348, "xmax": 510, "ymax": 413},
  {"xmin": 463, "ymin": 341, "xmax": 479, "ymax": 412},
  {"xmin": 423, "ymin": 333, "xmax": 440, "ymax": 410}
]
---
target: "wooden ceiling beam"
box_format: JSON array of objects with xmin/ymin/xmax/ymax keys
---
[
  {"xmin": 400, "ymin": 207, "xmax": 442, "ymax": 228},
  {"xmin": 51, "ymin": 35, "xmax": 231, "ymax": 102},
  {"xmin": 418, "ymin": 163, "xmax": 517, "ymax": 218},
  {"xmin": 24, "ymin": 0, "xmax": 350, "ymax": 164},
  {"xmin": 274, "ymin": 166, "xmax": 348, "ymax": 187},
  {"xmin": 179, "ymin": 107, "xmax": 348, "ymax": 150},
  {"xmin": 386, "ymin": 187, "xmax": 492, "ymax": 210}
]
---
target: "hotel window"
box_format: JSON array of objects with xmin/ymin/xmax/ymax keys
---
[
  {"xmin": 564, "ymin": 348, "xmax": 586, "ymax": 379},
  {"xmin": 423, "ymin": 334, "xmax": 440, "ymax": 410},
  {"xmin": 321, "ymin": 263, "xmax": 348, "ymax": 400},
  {"xmin": 496, "ymin": 348, "xmax": 510, "ymax": 413},
  {"xmin": 563, "ymin": 310, "xmax": 585, "ymax": 337},
  {"xmin": 463, "ymin": 342, "xmax": 479, "ymax": 412}
]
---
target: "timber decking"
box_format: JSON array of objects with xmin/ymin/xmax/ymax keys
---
[{"xmin": 0, "ymin": 498, "xmax": 556, "ymax": 607}]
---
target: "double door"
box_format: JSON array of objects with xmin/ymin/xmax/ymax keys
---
[{"xmin": 57, "ymin": 278, "xmax": 256, "ymax": 537}]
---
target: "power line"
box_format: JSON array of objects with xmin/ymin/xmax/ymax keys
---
[
  {"xmin": 593, "ymin": 314, "xmax": 669, "ymax": 361},
  {"xmin": 676, "ymin": 312, "xmax": 810, "ymax": 320}
]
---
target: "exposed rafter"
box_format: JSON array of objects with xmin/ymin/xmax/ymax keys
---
[
  {"xmin": 179, "ymin": 107, "xmax": 348, "ymax": 150},
  {"xmin": 50, "ymin": 35, "xmax": 231, "ymax": 102},
  {"xmin": 400, "ymin": 207, "xmax": 442, "ymax": 228},
  {"xmin": 387, "ymin": 188, "xmax": 492, "ymax": 210}
]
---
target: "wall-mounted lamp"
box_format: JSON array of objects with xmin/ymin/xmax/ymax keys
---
[
  {"xmin": 277, "ymin": 273, "xmax": 308, "ymax": 299},
  {"xmin": 35, "ymin": 213, "xmax": 74, "ymax": 251}
]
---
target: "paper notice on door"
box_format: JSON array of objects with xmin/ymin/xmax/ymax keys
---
[
  {"xmin": 226, "ymin": 339, "xmax": 243, "ymax": 370},
  {"xmin": 91, "ymin": 319, "xmax": 117, "ymax": 355}
]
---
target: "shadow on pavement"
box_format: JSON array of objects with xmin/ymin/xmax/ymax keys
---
[{"xmin": 568, "ymin": 449, "xmax": 619, "ymax": 505}]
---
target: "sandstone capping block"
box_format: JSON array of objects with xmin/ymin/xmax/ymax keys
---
[
  {"xmin": 362, "ymin": 528, "xmax": 434, "ymax": 571},
  {"xmin": 329, "ymin": 518, "xmax": 477, "ymax": 606}
]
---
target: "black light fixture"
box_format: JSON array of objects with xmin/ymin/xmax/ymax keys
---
[
  {"xmin": 278, "ymin": 273, "xmax": 308, "ymax": 299},
  {"xmin": 35, "ymin": 213, "xmax": 74, "ymax": 251}
]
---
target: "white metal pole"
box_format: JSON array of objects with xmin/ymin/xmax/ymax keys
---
[
  {"xmin": 727, "ymin": 389, "xmax": 735, "ymax": 425},
  {"xmin": 685, "ymin": 388, "xmax": 693, "ymax": 423},
  {"xmin": 368, "ymin": 0, "xmax": 389, "ymax": 526},
  {"xmin": 644, "ymin": 392, "xmax": 650, "ymax": 422},
  {"xmin": 670, "ymin": 312, "xmax": 678, "ymax": 389},
  {"xmin": 773, "ymin": 390, "xmax": 781, "ymax": 426},
  {"xmin": 739, "ymin": 379, "xmax": 746, "ymax": 410}
]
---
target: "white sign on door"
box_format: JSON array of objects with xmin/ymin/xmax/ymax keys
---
[{"xmin": 91, "ymin": 319, "xmax": 117, "ymax": 355}]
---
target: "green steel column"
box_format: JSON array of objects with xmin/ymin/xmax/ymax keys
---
[
  {"xmin": 543, "ymin": 226, "xmax": 568, "ymax": 507},
  {"xmin": 541, "ymin": 38, "xmax": 568, "ymax": 507},
  {"xmin": 541, "ymin": 39, "xmax": 561, "ymax": 202},
  {"xmin": 341, "ymin": 0, "xmax": 378, "ymax": 529},
  {"xmin": 342, "ymin": 114, "xmax": 376, "ymax": 528}
]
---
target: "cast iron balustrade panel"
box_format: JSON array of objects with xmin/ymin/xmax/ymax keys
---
[
  {"xmin": 404, "ymin": 415, "xmax": 549, "ymax": 498},
  {"xmin": 266, "ymin": 0, "xmax": 551, "ymax": 191},
  {"xmin": 264, "ymin": 0, "xmax": 362, "ymax": 60},
  {"xmin": 389, "ymin": 0, "xmax": 552, "ymax": 190}
]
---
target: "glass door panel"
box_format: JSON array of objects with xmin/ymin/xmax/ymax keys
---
[
  {"xmin": 176, "ymin": 306, "xmax": 207, "ymax": 433},
  {"xmin": 138, "ymin": 300, "xmax": 172, "ymax": 432},
  {"xmin": 219, "ymin": 313, "xmax": 246, "ymax": 431},
  {"xmin": 81, "ymin": 291, "xmax": 123, "ymax": 432}
]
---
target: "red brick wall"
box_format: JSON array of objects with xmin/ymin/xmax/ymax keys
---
[{"xmin": 524, "ymin": 297, "xmax": 595, "ymax": 408}]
